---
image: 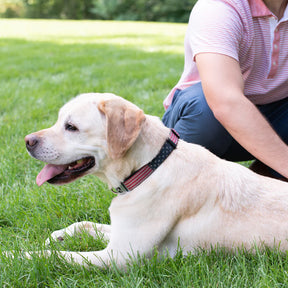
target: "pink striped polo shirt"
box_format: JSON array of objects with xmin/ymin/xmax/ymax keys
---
[{"xmin": 163, "ymin": 0, "xmax": 288, "ymax": 109}]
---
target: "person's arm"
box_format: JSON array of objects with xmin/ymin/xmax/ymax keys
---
[{"xmin": 196, "ymin": 52, "xmax": 288, "ymax": 178}]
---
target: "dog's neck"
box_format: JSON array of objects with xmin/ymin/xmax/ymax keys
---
[
  {"xmin": 102, "ymin": 115, "xmax": 172, "ymax": 191},
  {"xmin": 112, "ymin": 128, "xmax": 179, "ymax": 193}
]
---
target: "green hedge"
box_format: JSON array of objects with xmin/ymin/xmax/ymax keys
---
[{"xmin": 1, "ymin": 0, "xmax": 197, "ymax": 22}]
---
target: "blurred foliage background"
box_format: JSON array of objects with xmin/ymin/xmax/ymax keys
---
[{"xmin": 0, "ymin": 0, "xmax": 197, "ymax": 22}]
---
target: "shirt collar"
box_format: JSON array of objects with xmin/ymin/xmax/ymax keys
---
[
  {"xmin": 249, "ymin": 0, "xmax": 288, "ymax": 20},
  {"xmin": 248, "ymin": 0, "xmax": 273, "ymax": 17},
  {"xmin": 283, "ymin": 3, "xmax": 288, "ymax": 21}
]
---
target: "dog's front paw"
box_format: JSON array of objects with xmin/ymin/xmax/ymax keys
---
[{"xmin": 45, "ymin": 229, "xmax": 67, "ymax": 246}]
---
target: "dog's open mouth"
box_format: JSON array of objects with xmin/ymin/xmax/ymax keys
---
[{"xmin": 36, "ymin": 156, "xmax": 95, "ymax": 186}]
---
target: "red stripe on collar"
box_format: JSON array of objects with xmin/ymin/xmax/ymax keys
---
[{"xmin": 112, "ymin": 129, "xmax": 179, "ymax": 194}]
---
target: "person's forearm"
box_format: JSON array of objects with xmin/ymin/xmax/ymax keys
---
[
  {"xmin": 215, "ymin": 95, "xmax": 288, "ymax": 178},
  {"xmin": 196, "ymin": 52, "xmax": 288, "ymax": 178}
]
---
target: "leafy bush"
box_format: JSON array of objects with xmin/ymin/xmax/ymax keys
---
[
  {"xmin": 1, "ymin": 0, "xmax": 197, "ymax": 22},
  {"xmin": 21, "ymin": 0, "xmax": 94, "ymax": 19},
  {"xmin": 91, "ymin": 0, "xmax": 198, "ymax": 22},
  {"xmin": 0, "ymin": 0, "xmax": 24, "ymax": 18}
]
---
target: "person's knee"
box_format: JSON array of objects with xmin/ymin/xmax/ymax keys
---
[
  {"xmin": 176, "ymin": 104, "xmax": 232, "ymax": 156},
  {"xmin": 162, "ymin": 85, "xmax": 233, "ymax": 156},
  {"xmin": 162, "ymin": 84, "xmax": 204, "ymax": 129}
]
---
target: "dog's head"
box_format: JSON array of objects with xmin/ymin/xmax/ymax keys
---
[{"xmin": 25, "ymin": 93, "xmax": 145, "ymax": 186}]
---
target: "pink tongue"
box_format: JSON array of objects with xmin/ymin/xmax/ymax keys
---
[{"xmin": 36, "ymin": 164, "xmax": 68, "ymax": 186}]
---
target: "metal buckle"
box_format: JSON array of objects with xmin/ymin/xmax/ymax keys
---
[{"xmin": 111, "ymin": 182, "xmax": 129, "ymax": 194}]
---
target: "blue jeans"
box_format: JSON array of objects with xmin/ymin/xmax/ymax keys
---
[{"xmin": 162, "ymin": 82, "xmax": 288, "ymax": 162}]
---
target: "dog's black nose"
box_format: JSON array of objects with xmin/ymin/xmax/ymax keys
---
[{"xmin": 25, "ymin": 134, "xmax": 39, "ymax": 151}]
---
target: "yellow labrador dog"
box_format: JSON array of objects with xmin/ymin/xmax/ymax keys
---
[{"xmin": 25, "ymin": 93, "xmax": 288, "ymax": 268}]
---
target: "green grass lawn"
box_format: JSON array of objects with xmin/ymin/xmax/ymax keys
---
[{"xmin": 0, "ymin": 19, "xmax": 288, "ymax": 287}]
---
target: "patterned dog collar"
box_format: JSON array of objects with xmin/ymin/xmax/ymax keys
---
[{"xmin": 112, "ymin": 129, "xmax": 179, "ymax": 194}]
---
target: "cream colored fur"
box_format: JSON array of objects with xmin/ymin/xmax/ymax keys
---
[{"xmin": 25, "ymin": 93, "xmax": 288, "ymax": 268}]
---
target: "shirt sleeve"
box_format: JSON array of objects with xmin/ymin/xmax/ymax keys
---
[{"xmin": 188, "ymin": 0, "xmax": 244, "ymax": 62}]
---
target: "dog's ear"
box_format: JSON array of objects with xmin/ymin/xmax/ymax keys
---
[{"xmin": 98, "ymin": 98, "xmax": 145, "ymax": 159}]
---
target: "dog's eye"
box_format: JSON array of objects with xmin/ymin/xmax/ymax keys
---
[{"xmin": 65, "ymin": 123, "xmax": 78, "ymax": 132}]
